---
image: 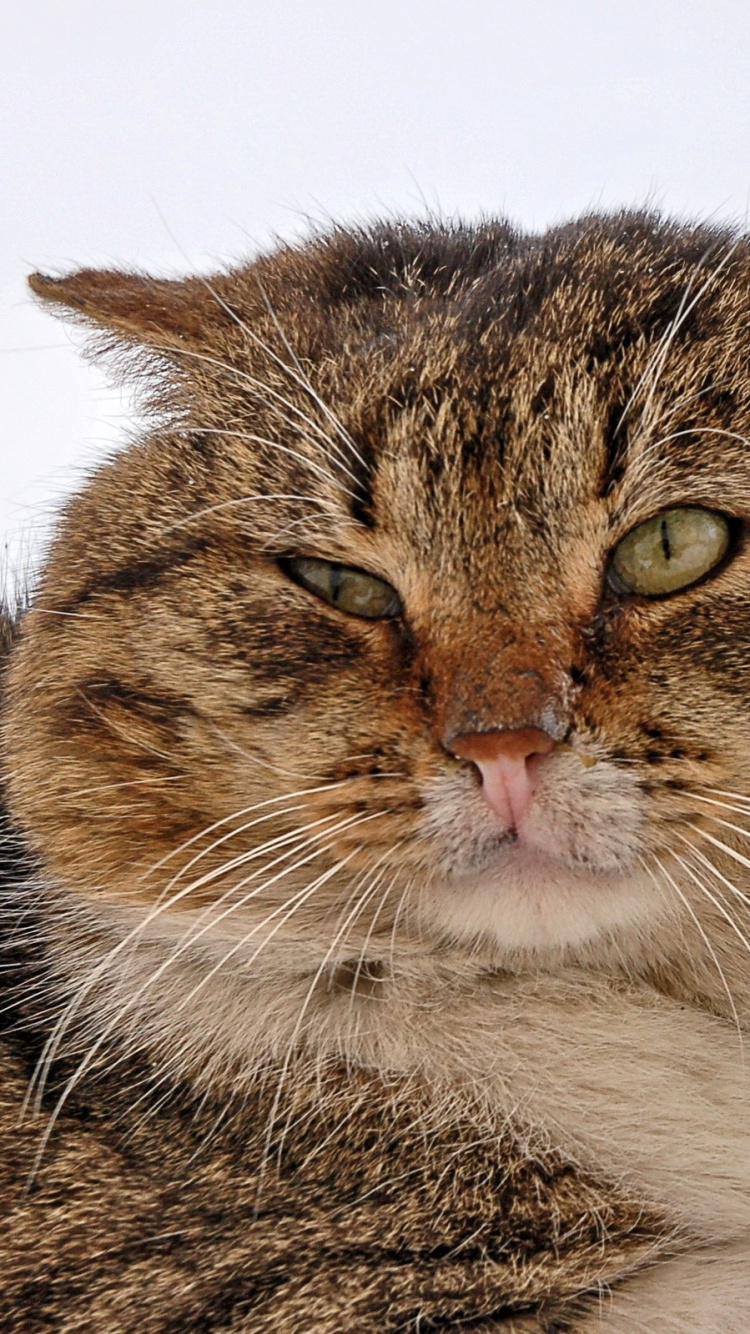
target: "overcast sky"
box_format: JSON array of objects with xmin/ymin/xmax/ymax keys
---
[{"xmin": 4, "ymin": 0, "xmax": 750, "ymax": 585}]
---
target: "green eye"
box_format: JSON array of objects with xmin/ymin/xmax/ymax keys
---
[
  {"xmin": 284, "ymin": 557, "xmax": 402, "ymax": 619},
  {"xmin": 610, "ymin": 507, "xmax": 731, "ymax": 596}
]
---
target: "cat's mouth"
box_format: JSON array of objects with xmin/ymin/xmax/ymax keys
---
[
  {"xmin": 443, "ymin": 810, "xmax": 639, "ymax": 895},
  {"xmin": 422, "ymin": 767, "xmax": 650, "ymax": 954},
  {"xmin": 449, "ymin": 832, "xmax": 627, "ymax": 884},
  {"xmin": 425, "ymin": 751, "xmax": 644, "ymax": 873}
]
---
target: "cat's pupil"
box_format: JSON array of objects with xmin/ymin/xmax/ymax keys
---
[{"xmin": 610, "ymin": 507, "xmax": 731, "ymax": 597}]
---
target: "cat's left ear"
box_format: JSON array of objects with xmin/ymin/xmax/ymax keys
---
[{"xmin": 28, "ymin": 269, "xmax": 227, "ymax": 349}]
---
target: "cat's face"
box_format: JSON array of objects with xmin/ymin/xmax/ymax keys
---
[{"xmin": 6, "ymin": 213, "xmax": 750, "ymax": 986}]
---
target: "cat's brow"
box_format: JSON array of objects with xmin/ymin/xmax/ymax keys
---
[
  {"xmin": 161, "ymin": 341, "xmax": 364, "ymax": 488},
  {"xmin": 148, "ymin": 217, "xmax": 369, "ymax": 479}
]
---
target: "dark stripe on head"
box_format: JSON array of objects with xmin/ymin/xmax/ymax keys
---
[
  {"xmin": 348, "ymin": 434, "xmax": 378, "ymax": 530},
  {"xmin": 601, "ymin": 400, "xmax": 630, "ymax": 495},
  {"xmin": 54, "ymin": 538, "xmax": 212, "ymax": 613}
]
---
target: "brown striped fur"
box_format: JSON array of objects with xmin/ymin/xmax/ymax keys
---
[
  {"xmin": 3, "ymin": 213, "xmax": 750, "ymax": 1328},
  {"xmin": 0, "ymin": 929, "xmax": 667, "ymax": 1333}
]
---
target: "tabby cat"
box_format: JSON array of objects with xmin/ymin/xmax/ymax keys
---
[{"xmin": 2, "ymin": 211, "xmax": 750, "ymax": 1331}]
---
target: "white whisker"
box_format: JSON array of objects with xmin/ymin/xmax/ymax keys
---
[
  {"xmin": 674, "ymin": 831, "xmax": 750, "ymax": 911},
  {"xmin": 140, "ymin": 780, "xmax": 351, "ymax": 882},
  {"xmin": 161, "ymin": 488, "xmax": 337, "ymax": 536},
  {"xmin": 619, "ymin": 240, "xmax": 738, "ymax": 443},
  {"xmin": 145, "ymin": 221, "xmax": 367, "ymax": 478},
  {"xmin": 175, "ymin": 845, "xmax": 368, "ymax": 1015},
  {"xmin": 683, "ymin": 823, "xmax": 750, "ymax": 875},
  {"xmin": 387, "ymin": 874, "xmax": 416, "ymax": 973},
  {"xmin": 261, "ymin": 855, "xmax": 401, "ymax": 1173},
  {"xmin": 26, "ymin": 792, "xmax": 356, "ymax": 1115},
  {"xmin": 157, "ymin": 342, "xmax": 363, "ymax": 487},
  {"xmin": 212, "ymin": 274, "xmax": 370, "ymax": 477},
  {"xmin": 28, "ymin": 815, "xmax": 383, "ymax": 1176},
  {"xmin": 695, "ymin": 812, "xmax": 750, "ymax": 842},
  {"xmin": 647, "ymin": 853, "xmax": 744, "ymax": 1048},
  {"xmin": 347, "ymin": 865, "xmax": 403, "ymax": 1010},
  {"xmin": 688, "ymin": 793, "xmax": 750, "ymax": 819}
]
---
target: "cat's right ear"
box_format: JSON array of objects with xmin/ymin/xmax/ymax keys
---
[{"xmin": 28, "ymin": 269, "xmax": 227, "ymax": 351}]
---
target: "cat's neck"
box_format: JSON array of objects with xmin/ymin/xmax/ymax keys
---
[{"xmin": 28, "ymin": 874, "xmax": 749, "ymax": 1111}]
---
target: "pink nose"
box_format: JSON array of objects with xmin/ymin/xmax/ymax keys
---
[{"xmin": 450, "ymin": 727, "xmax": 555, "ymax": 829}]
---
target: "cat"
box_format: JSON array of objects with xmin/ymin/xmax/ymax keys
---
[{"xmin": 2, "ymin": 209, "xmax": 750, "ymax": 1330}]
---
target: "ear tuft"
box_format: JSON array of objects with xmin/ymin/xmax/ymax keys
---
[{"xmin": 28, "ymin": 268, "xmax": 220, "ymax": 347}]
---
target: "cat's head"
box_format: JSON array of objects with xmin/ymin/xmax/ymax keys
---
[{"xmin": 5, "ymin": 212, "xmax": 750, "ymax": 999}]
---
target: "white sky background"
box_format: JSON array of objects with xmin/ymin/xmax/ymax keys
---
[{"xmin": 3, "ymin": 0, "xmax": 750, "ymax": 587}]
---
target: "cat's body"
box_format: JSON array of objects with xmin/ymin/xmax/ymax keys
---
[
  {"xmin": 0, "ymin": 863, "xmax": 666, "ymax": 1333},
  {"xmin": 3, "ymin": 212, "xmax": 750, "ymax": 1328}
]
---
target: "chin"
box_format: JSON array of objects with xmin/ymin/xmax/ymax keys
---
[{"xmin": 424, "ymin": 841, "xmax": 656, "ymax": 959}]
